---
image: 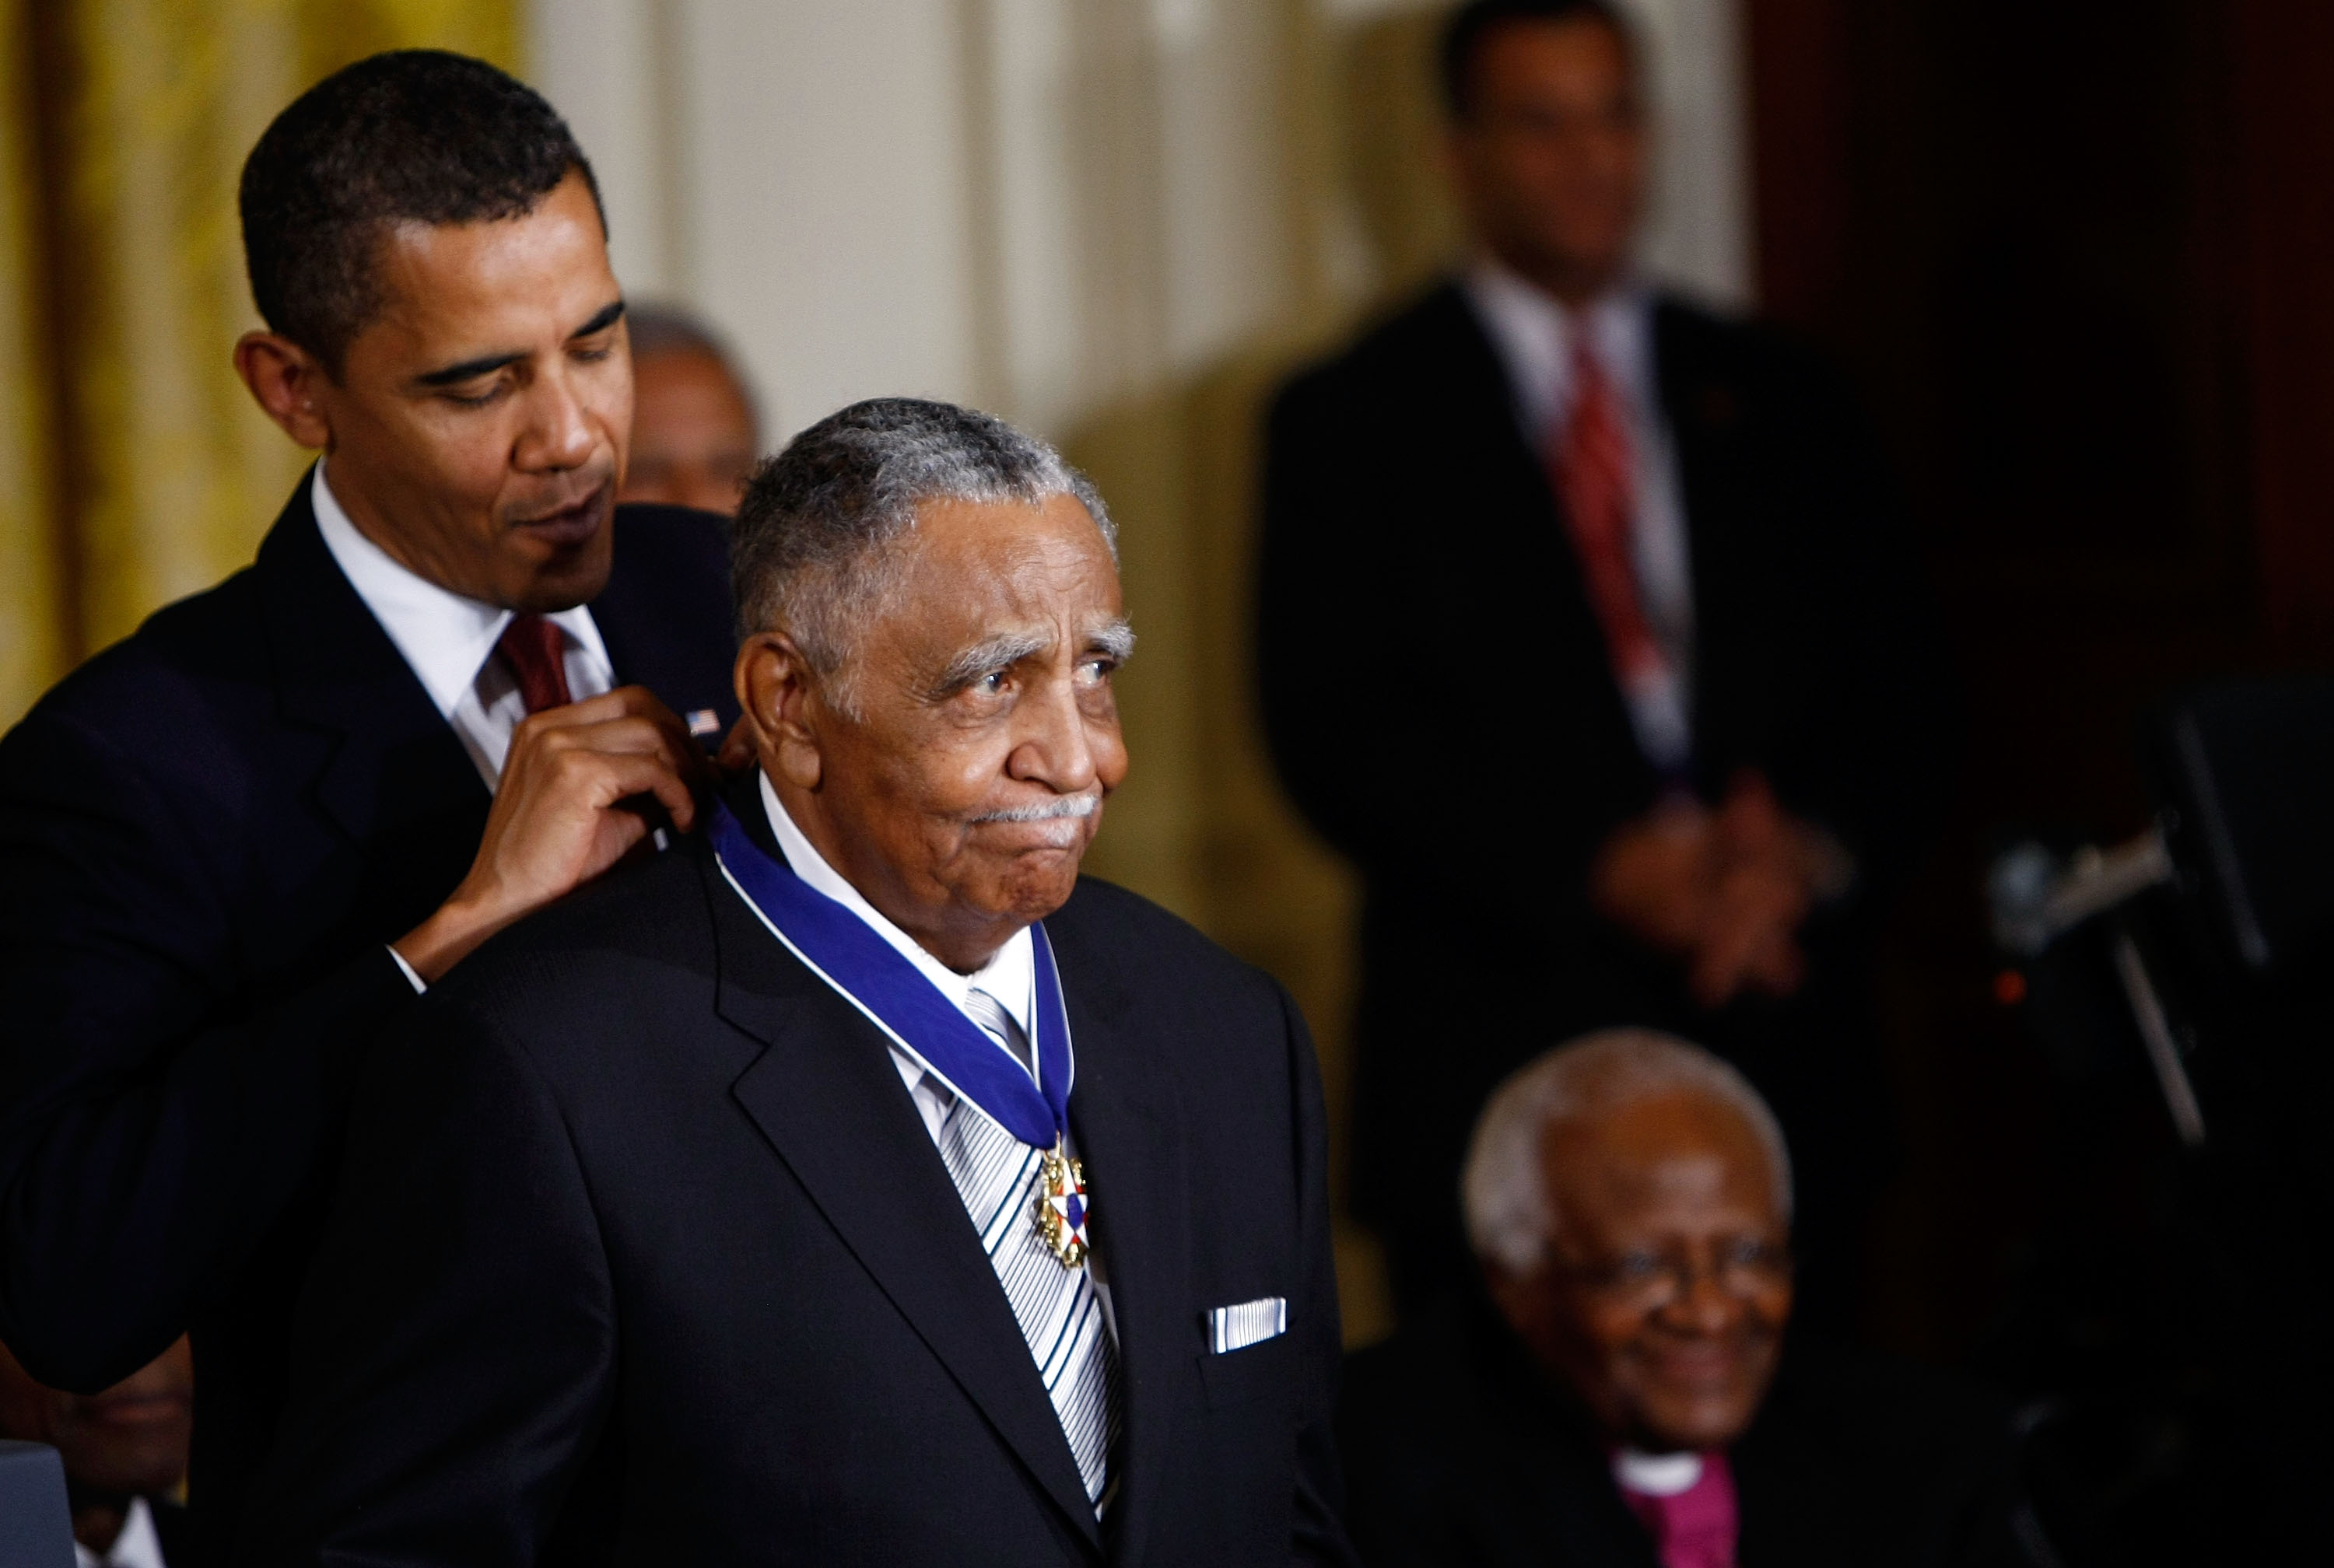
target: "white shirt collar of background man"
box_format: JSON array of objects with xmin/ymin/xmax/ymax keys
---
[{"xmin": 1460, "ymin": 254, "xmax": 1662, "ymax": 449}]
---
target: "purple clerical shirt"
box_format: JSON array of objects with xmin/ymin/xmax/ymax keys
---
[{"xmin": 1613, "ymin": 1449, "xmax": 1739, "ymax": 1568}]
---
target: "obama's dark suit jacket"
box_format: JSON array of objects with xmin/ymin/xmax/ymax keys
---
[
  {"xmin": 0, "ymin": 478, "xmax": 740, "ymax": 1562},
  {"xmin": 241, "ymin": 782, "xmax": 1353, "ymax": 1566},
  {"xmin": 1260, "ymin": 284, "xmax": 1950, "ymax": 1314}
]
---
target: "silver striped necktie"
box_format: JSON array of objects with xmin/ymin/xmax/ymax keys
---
[{"xmin": 947, "ymin": 987, "xmax": 1122, "ymax": 1511}]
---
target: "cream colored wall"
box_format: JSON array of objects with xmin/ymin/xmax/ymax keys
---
[{"xmin": 527, "ymin": 0, "xmax": 1754, "ymax": 1343}]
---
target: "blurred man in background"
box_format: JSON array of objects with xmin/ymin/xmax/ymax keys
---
[
  {"xmin": 616, "ymin": 302, "xmax": 760, "ymax": 514},
  {"xmin": 1339, "ymin": 1032, "xmax": 2022, "ymax": 1568},
  {"xmin": 0, "ymin": 51, "xmax": 741, "ymax": 1559},
  {"xmin": 0, "ymin": 1337, "xmax": 193, "ymax": 1567},
  {"xmin": 1260, "ymin": 0, "xmax": 1947, "ymax": 1321}
]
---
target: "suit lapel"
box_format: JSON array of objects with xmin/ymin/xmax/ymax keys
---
[
  {"xmin": 1427, "ymin": 284, "xmax": 1572, "ymax": 575},
  {"xmin": 710, "ymin": 852, "xmax": 1106, "ymax": 1550},
  {"xmin": 1053, "ymin": 917, "xmax": 1191, "ymax": 1568},
  {"xmin": 1652, "ymin": 298, "xmax": 1750, "ymax": 794},
  {"xmin": 256, "ymin": 471, "xmax": 488, "ymax": 849}
]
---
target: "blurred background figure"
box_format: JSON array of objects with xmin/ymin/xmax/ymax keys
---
[
  {"xmin": 1260, "ymin": 0, "xmax": 1946, "ymax": 1325},
  {"xmin": 1340, "ymin": 1032, "xmax": 2025, "ymax": 1568},
  {"xmin": 0, "ymin": 1337, "xmax": 192, "ymax": 1567},
  {"xmin": 617, "ymin": 303, "xmax": 761, "ymax": 515}
]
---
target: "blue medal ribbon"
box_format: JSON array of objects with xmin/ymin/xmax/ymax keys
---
[{"xmin": 710, "ymin": 800, "xmax": 1074, "ymax": 1150}]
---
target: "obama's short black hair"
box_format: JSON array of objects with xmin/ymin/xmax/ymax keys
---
[
  {"xmin": 1439, "ymin": 0, "xmax": 1638, "ymax": 121},
  {"xmin": 239, "ymin": 50, "xmax": 603, "ymax": 374}
]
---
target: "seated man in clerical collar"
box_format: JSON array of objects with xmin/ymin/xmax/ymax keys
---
[{"xmin": 1338, "ymin": 1030, "xmax": 2032, "ymax": 1568}]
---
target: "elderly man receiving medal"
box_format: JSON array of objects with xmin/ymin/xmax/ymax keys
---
[{"xmin": 241, "ymin": 398, "xmax": 1355, "ymax": 1567}]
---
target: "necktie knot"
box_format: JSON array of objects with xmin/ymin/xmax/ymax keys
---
[
  {"xmin": 497, "ymin": 614, "xmax": 573, "ymax": 715},
  {"xmin": 963, "ymin": 988, "xmax": 1033, "ymax": 1073}
]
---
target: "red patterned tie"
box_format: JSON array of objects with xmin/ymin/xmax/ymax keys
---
[
  {"xmin": 1549, "ymin": 335, "xmax": 1670, "ymax": 704},
  {"xmin": 496, "ymin": 614, "xmax": 573, "ymax": 714}
]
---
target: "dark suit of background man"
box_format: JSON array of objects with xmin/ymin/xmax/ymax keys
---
[
  {"xmin": 0, "ymin": 52, "xmax": 741, "ymax": 1561},
  {"xmin": 1259, "ymin": 0, "xmax": 1947, "ymax": 1321},
  {"xmin": 244, "ymin": 399, "xmax": 1352, "ymax": 1566}
]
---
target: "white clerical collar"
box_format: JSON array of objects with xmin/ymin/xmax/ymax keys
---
[
  {"xmin": 1613, "ymin": 1447, "xmax": 1705, "ymax": 1497},
  {"xmin": 758, "ymin": 769, "xmax": 1036, "ymax": 1039},
  {"xmin": 310, "ymin": 460, "xmax": 610, "ymax": 719},
  {"xmin": 1460, "ymin": 255, "xmax": 1658, "ymax": 441}
]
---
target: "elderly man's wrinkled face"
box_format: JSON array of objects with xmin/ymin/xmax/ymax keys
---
[
  {"xmin": 748, "ymin": 491, "xmax": 1130, "ymax": 971},
  {"xmin": 1489, "ymin": 1091, "xmax": 1792, "ymax": 1452}
]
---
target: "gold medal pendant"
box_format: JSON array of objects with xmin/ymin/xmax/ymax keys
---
[{"xmin": 1033, "ymin": 1139, "xmax": 1091, "ymax": 1268}]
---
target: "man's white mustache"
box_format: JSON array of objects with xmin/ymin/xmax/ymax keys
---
[{"xmin": 972, "ymin": 794, "xmax": 1102, "ymax": 824}]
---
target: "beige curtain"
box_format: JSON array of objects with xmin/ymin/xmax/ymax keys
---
[{"xmin": 0, "ymin": 0, "xmax": 518, "ymax": 729}]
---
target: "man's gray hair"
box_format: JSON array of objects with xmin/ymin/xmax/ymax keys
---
[
  {"xmin": 731, "ymin": 397, "xmax": 1116, "ymax": 709},
  {"xmin": 1460, "ymin": 1029, "xmax": 1793, "ymax": 1276}
]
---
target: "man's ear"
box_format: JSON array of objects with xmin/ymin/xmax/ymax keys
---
[
  {"xmin": 735, "ymin": 632, "xmax": 826, "ymax": 791},
  {"xmin": 233, "ymin": 331, "xmax": 335, "ymax": 450}
]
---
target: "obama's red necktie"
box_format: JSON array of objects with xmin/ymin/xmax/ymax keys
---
[{"xmin": 496, "ymin": 614, "xmax": 573, "ymax": 714}]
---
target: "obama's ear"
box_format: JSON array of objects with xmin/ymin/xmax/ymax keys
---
[{"xmin": 233, "ymin": 331, "xmax": 335, "ymax": 450}]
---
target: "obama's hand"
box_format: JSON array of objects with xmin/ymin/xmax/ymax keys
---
[{"xmin": 394, "ymin": 686, "xmax": 710, "ymax": 982}]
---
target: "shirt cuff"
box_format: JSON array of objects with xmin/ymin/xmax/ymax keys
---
[{"xmin": 387, "ymin": 944, "xmax": 427, "ymax": 996}]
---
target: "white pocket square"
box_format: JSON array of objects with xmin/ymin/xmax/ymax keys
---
[{"xmin": 1206, "ymin": 1297, "xmax": 1288, "ymax": 1353}]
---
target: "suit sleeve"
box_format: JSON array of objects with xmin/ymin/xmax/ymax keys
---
[
  {"xmin": 0, "ymin": 709, "xmax": 415, "ymax": 1389},
  {"xmin": 1826, "ymin": 405, "xmax": 1954, "ymax": 904},
  {"xmin": 239, "ymin": 987, "xmax": 614, "ymax": 1566},
  {"xmin": 1277, "ymin": 982, "xmax": 1359, "ymax": 1568},
  {"xmin": 1258, "ymin": 369, "xmax": 1412, "ymax": 870},
  {"xmin": 1750, "ymin": 346, "xmax": 1954, "ymax": 903}
]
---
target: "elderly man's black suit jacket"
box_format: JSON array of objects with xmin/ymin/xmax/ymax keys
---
[
  {"xmin": 0, "ymin": 478, "xmax": 739, "ymax": 1562},
  {"xmin": 1337, "ymin": 1297, "xmax": 2024, "ymax": 1568},
  {"xmin": 242, "ymin": 785, "xmax": 1352, "ymax": 1566},
  {"xmin": 1260, "ymin": 284, "xmax": 1950, "ymax": 1312}
]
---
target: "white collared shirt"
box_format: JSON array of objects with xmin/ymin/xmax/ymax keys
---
[
  {"xmin": 1461, "ymin": 258, "xmax": 1698, "ymax": 768},
  {"xmin": 310, "ymin": 462, "xmax": 615, "ymax": 789},
  {"xmin": 74, "ymin": 1496, "xmax": 166, "ymax": 1568},
  {"xmin": 759, "ymin": 771, "xmax": 1037, "ymax": 1143}
]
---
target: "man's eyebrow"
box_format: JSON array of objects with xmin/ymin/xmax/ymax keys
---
[
  {"xmin": 931, "ymin": 629, "xmax": 1054, "ymax": 695},
  {"xmin": 1086, "ymin": 618, "xmax": 1135, "ymax": 661},
  {"xmin": 570, "ymin": 299, "xmax": 626, "ymax": 340},
  {"xmin": 415, "ymin": 350, "xmax": 526, "ymax": 389},
  {"xmin": 412, "ymin": 300, "xmax": 626, "ymax": 389}
]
